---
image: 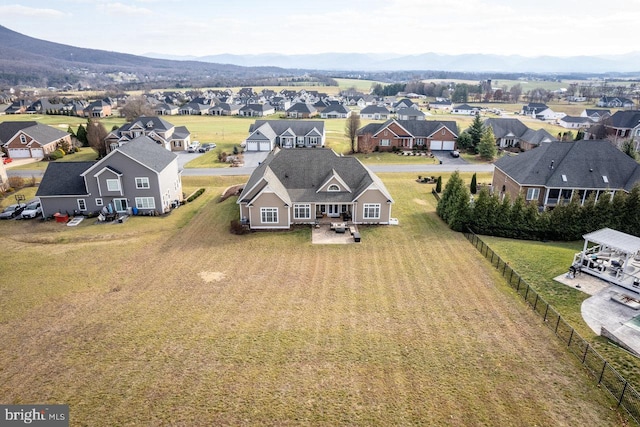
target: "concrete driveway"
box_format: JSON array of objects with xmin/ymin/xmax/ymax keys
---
[
  {"xmin": 175, "ymin": 151, "xmax": 205, "ymax": 169},
  {"xmin": 431, "ymin": 150, "xmax": 468, "ymax": 165}
]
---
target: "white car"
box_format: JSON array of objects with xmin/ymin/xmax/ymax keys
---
[{"xmin": 20, "ymin": 201, "xmax": 42, "ymax": 219}]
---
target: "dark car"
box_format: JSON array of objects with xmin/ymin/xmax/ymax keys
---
[
  {"xmin": 0, "ymin": 204, "xmax": 26, "ymax": 219},
  {"xmin": 198, "ymin": 143, "xmax": 217, "ymax": 152}
]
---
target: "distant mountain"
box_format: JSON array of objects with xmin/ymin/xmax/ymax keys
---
[
  {"xmin": 0, "ymin": 25, "xmax": 294, "ymax": 89},
  {"xmin": 145, "ymin": 51, "xmax": 640, "ymax": 73}
]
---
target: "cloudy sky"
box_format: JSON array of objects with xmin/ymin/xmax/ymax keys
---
[{"xmin": 1, "ymin": 0, "xmax": 638, "ymax": 58}]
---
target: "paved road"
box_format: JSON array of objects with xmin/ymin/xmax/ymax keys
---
[{"xmin": 8, "ymin": 162, "xmax": 494, "ymax": 178}]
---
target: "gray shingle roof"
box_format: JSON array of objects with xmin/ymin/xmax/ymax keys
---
[
  {"xmin": 360, "ymin": 105, "xmax": 390, "ymax": 114},
  {"xmin": 609, "ymin": 110, "xmax": 640, "ymax": 129},
  {"xmin": 0, "ymin": 121, "xmax": 38, "ymax": 145},
  {"xmin": 36, "ymin": 161, "xmax": 95, "ymax": 197},
  {"xmin": 286, "ymin": 103, "xmax": 317, "ymax": 113},
  {"xmin": 115, "ymin": 136, "xmax": 177, "ymax": 172},
  {"xmin": 484, "ymin": 118, "xmax": 530, "ymax": 138},
  {"xmin": 22, "ymin": 124, "xmax": 69, "ymax": 144},
  {"xmin": 494, "ymin": 140, "xmax": 640, "ymax": 190},
  {"xmin": 239, "ymin": 148, "xmax": 392, "ymax": 205},
  {"xmin": 248, "ymin": 120, "xmax": 324, "ymax": 136},
  {"xmin": 358, "ymin": 119, "xmax": 457, "ymax": 138}
]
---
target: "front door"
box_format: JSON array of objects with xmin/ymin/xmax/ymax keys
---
[
  {"xmin": 328, "ymin": 204, "xmax": 340, "ymax": 217},
  {"xmin": 113, "ymin": 198, "xmax": 128, "ymax": 212}
]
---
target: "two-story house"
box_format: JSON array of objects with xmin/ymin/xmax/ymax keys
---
[
  {"xmin": 36, "ymin": 136, "xmax": 183, "ymax": 218},
  {"xmin": 243, "ymin": 120, "xmax": 325, "ymax": 152},
  {"xmin": 105, "ymin": 116, "xmax": 191, "ymax": 152}
]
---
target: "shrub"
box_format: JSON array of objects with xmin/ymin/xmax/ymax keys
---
[
  {"xmin": 8, "ymin": 176, "xmax": 24, "ymax": 190},
  {"xmin": 230, "ymin": 219, "xmax": 249, "ymax": 235},
  {"xmin": 49, "ymin": 148, "xmax": 65, "ymax": 160},
  {"xmin": 187, "ymin": 188, "xmax": 205, "ymax": 202}
]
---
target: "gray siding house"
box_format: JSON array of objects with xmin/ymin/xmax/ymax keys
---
[
  {"xmin": 37, "ymin": 136, "xmax": 183, "ymax": 218},
  {"xmin": 237, "ymin": 148, "xmax": 394, "ymax": 229}
]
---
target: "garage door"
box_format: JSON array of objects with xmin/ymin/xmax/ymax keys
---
[
  {"xmin": 430, "ymin": 140, "xmax": 443, "ymax": 150},
  {"xmin": 246, "ymin": 141, "xmax": 259, "ymax": 151},
  {"xmin": 9, "ymin": 148, "xmax": 30, "ymax": 158},
  {"xmin": 259, "ymin": 141, "xmax": 271, "ymax": 151},
  {"xmin": 31, "ymin": 148, "xmax": 43, "ymax": 158},
  {"xmin": 441, "ymin": 141, "xmax": 455, "ymax": 150}
]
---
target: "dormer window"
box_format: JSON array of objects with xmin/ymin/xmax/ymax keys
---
[
  {"xmin": 20, "ymin": 134, "xmax": 27, "ymax": 144},
  {"xmin": 328, "ymin": 184, "xmax": 340, "ymax": 192},
  {"xmin": 146, "ymin": 121, "xmax": 153, "ymax": 128}
]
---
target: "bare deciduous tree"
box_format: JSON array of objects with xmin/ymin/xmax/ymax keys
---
[
  {"xmin": 86, "ymin": 119, "xmax": 109, "ymax": 158},
  {"xmin": 345, "ymin": 113, "xmax": 361, "ymax": 154},
  {"xmin": 120, "ymin": 96, "xmax": 154, "ymax": 121},
  {"xmin": 359, "ymin": 133, "xmax": 375, "ymax": 155}
]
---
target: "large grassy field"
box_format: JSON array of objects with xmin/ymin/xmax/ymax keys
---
[{"xmin": 0, "ymin": 174, "xmax": 631, "ymax": 426}]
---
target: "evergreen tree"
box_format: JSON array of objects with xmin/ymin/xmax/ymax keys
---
[
  {"xmin": 435, "ymin": 176, "xmax": 442, "ymax": 193},
  {"xmin": 621, "ymin": 184, "xmax": 640, "ymax": 236},
  {"xmin": 76, "ymin": 124, "xmax": 88, "ymax": 147},
  {"xmin": 456, "ymin": 132, "xmax": 473, "ymax": 152},
  {"xmin": 467, "ymin": 114, "xmax": 484, "ymax": 153},
  {"xmin": 66, "ymin": 126, "xmax": 75, "ymax": 137},
  {"xmin": 510, "ymin": 195, "xmax": 527, "ymax": 238},
  {"xmin": 470, "ymin": 173, "xmax": 477, "ymax": 194},
  {"xmin": 497, "ymin": 194, "xmax": 512, "ymax": 236},
  {"xmin": 470, "ymin": 188, "xmax": 491, "ymax": 233},
  {"xmin": 609, "ymin": 191, "xmax": 627, "ymax": 231},
  {"xmin": 580, "ymin": 192, "xmax": 599, "ymax": 233},
  {"xmin": 478, "ymin": 126, "xmax": 497, "ymax": 160},
  {"xmin": 622, "ymin": 139, "xmax": 637, "ymax": 160},
  {"xmin": 523, "ymin": 200, "xmax": 540, "ymax": 239},
  {"xmin": 436, "ymin": 171, "xmax": 469, "ymax": 230}
]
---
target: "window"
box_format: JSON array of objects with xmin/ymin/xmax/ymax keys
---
[
  {"xmin": 20, "ymin": 134, "xmax": 27, "ymax": 144},
  {"xmin": 135, "ymin": 177, "xmax": 150, "ymax": 189},
  {"xmin": 526, "ymin": 188, "xmax": 540, "ymax": 201},
  {"xmin": 328, "ymin": 184, "xmax": 340, "ymax": 192},
  {"xmin": 561, "ymin": 174, "xmax": 568, "ymax": 182},
  {"xmin": 380, "ymin": 139, "xmax": 390, "ymax": 146},
  {"xmin": 135, "ymin": 197, "xmax": 156, "ymax": 209},
  {"xmin": 602, "ymin": 175, "xmax": 609, "ymax": 183},
  {"xmin": 294, "ymin": 204, "xmax": 311, "ymax": 219},
  {"xmin": 297, "ymin": 137, "xmax": 305, "ymax": 145},
  {"xmin": 416, "ymin": 138, "xmax": 425, "ymax": 146},
  {"xmin": 363, "ymin": 203, "xmax": 380, "ymax": 219},
  {"xmin": 77, "ymin": 199, "xmax": 87, "ymax": 211},
  {"xmin": 261, "ymin": 207, "xmax": 278, "ymax": 223},
  {"xmin": 309, "ymin": 137, "xmax": 318, "ymax": 145},
  {"xmin": 106, "ymin": 179, "xmax": 120, "ymax": 191},
  {"xmin": 95, "ymin": 198, "xmax": 103, "ymax": 206}
]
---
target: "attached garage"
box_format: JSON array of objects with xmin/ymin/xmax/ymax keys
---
[
  {"xmin": 430, "ymin": 140, "xmax": 443, "ymax": 150},
  {"xmin": 30, "ymin": 148, "xmax": 44, "ymax": 158},
  {"xmin": 441, "ymin": 140, "xmax": 455, "ymax": 150},
  {"xmin": 246, "ymin": 141, "xmax": 259, "ymax": 151},
  {"xmin": 8, "ymin": 148, "xmax": 31, "ymax": 158},
  {"xmin": 259, "ymin": 141, "xmax": 271, "ymax": 151}
]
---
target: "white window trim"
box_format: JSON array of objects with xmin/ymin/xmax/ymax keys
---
[
  {"xmin": 106, "ymin": 178, "xmax": 121, "ymax": 192},
  {"xmin": 135, "ymin": 177, "xmax": 150, "ymax": 189},
  {"xmin": 135, "ymin": 197, "xmax": 156, "ymax": 209},
  {"xmin": 260, "ymin": 207, "xmax": 278, "ymax": 223},
  {"xmin": 293, "ymin": 204, "xmax": 311, "ymax": 220},
  {"xmin": 77, "ymin": 199, "xmax": 87, "ymax": 211},
  {"xmin": 363, "ymin": 203, "xmax": 381, "ymax": 219},
  {"xmin": 95, "ymin": 198, "xmax": 103, "ymax": 206},
  {"xmin": 526, "ymin": 188, "xmax": 540, "ymax": 201},
  {"xmin": 380, "ymin": 139, "xmax": 390, "ymax": 146},
  {"xmin": 328, "ymin": 184, "xmax": 340, "ymax": 192}
]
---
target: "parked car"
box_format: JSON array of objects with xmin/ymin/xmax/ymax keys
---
[
  {"xmin": 198, "ymin": 143, "xmax": 217, "ymax": 152},
  {"xmin": 20, "ymin": 201, "xmax": 42, "ymax": 219},
  {"xmin": 187, "ymin": 141, "xmax": 201, "ymax": 153},
  {"xmin": 2, "ymin": 157, "xmax": 12, "ymax": 164},
  {"xmin": 0, "ymin": 204, "xmax": 26, "ymax": 219},
  {"xmin": 450, "ymin": 150, "xmax": 460, "ymax": 158}
]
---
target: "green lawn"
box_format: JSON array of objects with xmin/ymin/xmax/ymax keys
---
[
  {"xmin": 480, "ymin": 235, "xmax": 640, "ymax": 388},
  {"xmin": 0, "ymin": 174, "xmax": 631, "ymax": 426}
]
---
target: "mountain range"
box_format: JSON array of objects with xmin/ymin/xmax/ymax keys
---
[{"xmin": 144, "ymin": 51, "xmax": 640, "ymax": 74}]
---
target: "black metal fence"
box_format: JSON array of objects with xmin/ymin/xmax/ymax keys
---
[{"xmin": 464, "ymin": 229, "xmax": 640, "ymax": 424}]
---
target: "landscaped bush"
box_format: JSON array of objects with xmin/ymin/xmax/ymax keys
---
[
  {"xmin": 48, "ymin": 148, "xmax": 65, "ymax": 160},
  {"xmin": 230, "ymin": 219, "xmax": 249, "ymax": 235},
  {"xmin": 436, "ymin": 180, "xmax": 640, "ymax": 240},
  {"xmin": 8, "ymin": 176, "xmax": 25, "ymax": 190},
  {"xmin": 187, "ymin": 188, "xmax": 205, "ymax": 202}
]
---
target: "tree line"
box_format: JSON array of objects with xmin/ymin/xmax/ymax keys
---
[{"xmin": 436, "ymin": 171, "xmax": 640, "ymax": 241}]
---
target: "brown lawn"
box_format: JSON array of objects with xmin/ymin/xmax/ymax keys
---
[{"xmin": 0, "ymin": 174, "xmax": 631, "ymax": 426}]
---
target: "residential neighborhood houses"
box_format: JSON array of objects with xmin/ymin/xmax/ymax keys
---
[{"xmin": 1, "ymin": 83, "xmax": 640, "ymax": 230}]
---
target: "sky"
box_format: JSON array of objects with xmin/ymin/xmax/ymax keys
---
[{"xmin": 1, "ymin": 0, "xmax": 639, "ymax": 58}]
